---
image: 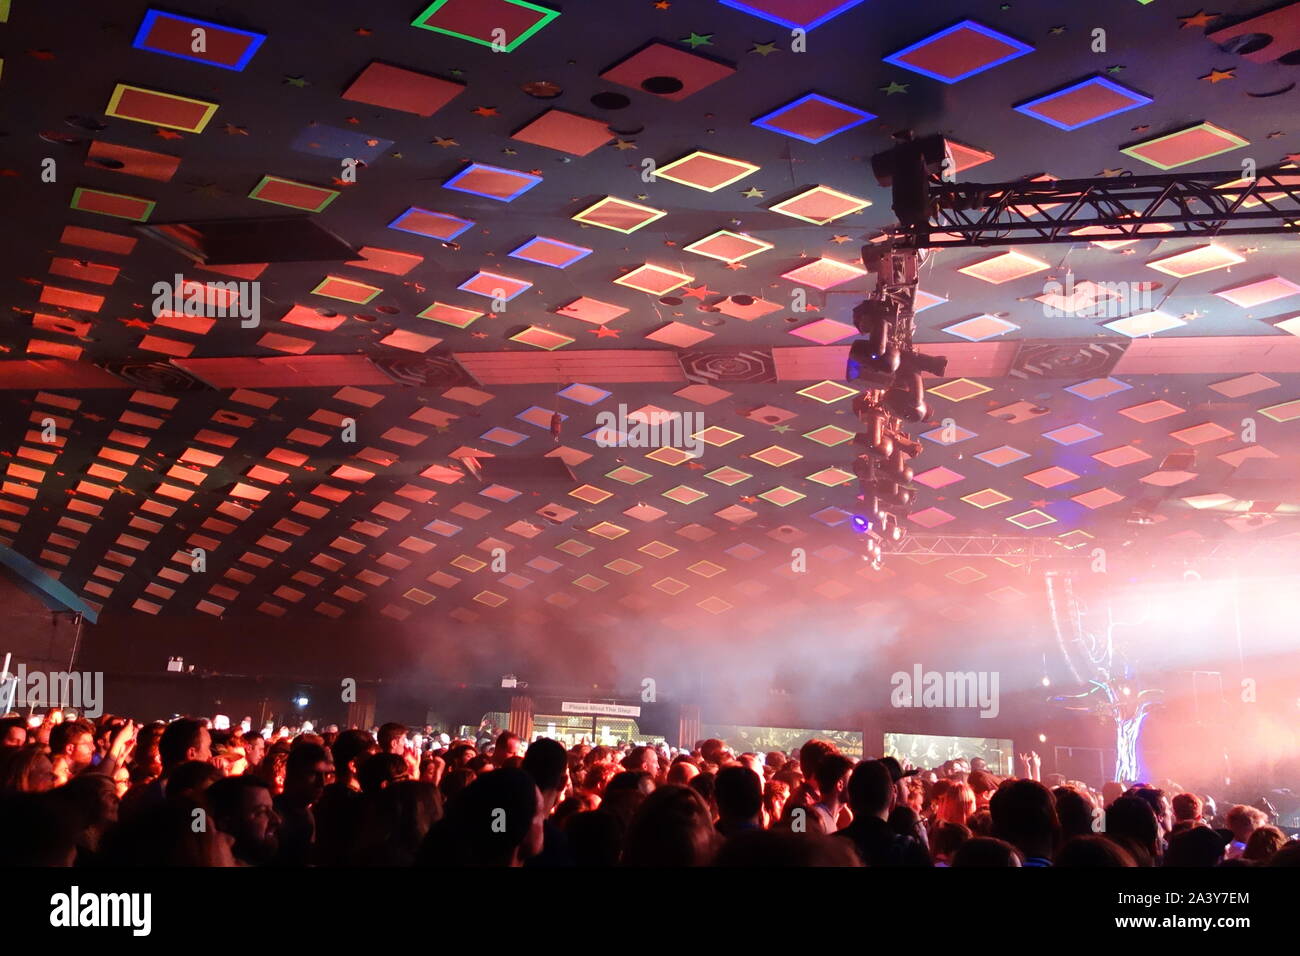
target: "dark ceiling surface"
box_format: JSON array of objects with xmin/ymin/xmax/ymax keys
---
[{"xmin": 2, "ymin": 0, "xmax": 1300, "ymax": 634}]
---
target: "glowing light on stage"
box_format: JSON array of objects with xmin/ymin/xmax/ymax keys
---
[
  {"xmin": 294, "ymin": 696, "xmax": 309, "ymax": 708},
  {"xmin": 851, "ymin": 514, "xmax": 872, "ymax": 533}
]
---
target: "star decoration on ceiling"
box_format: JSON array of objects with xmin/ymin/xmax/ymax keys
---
[
  {"xmin": 589, "ymin": 326, "xmax": 621, "ymax": 338},
  {"xmin": 771, "ymin": 424, "xmax": 792, "ymax": 433},
  {"xmin": 750, "ymin": 42, "xmax": 778, "ymax": 56},
  {"xmin": 830, "ymin": 235, "xmax": 851, "ymax": 244},
  {"xmin": 682, "ymin": 33, "xmax": 713, "ymax": 48},
  {"xmin": 1049, "ymin": 25, "xmax": 1066, "ymax": 34},
  {"xmin": 724, "ymin": 262, "xmax": 747, "ymax": 270},
  {"xmin": 681, "ymin": 285, "xmax": 715, "ymax": 300},
  {"xmin": 741, "ymin": 186, "xmax": 764, "ymax": 198},
  {"xmin": 1179, "ymin": 10, "xmax": 1219, "ymax": 29},
  {"xmin": 1201, "ymin": 67, "xmax": 1235, "ymax": 83},
  {"xmin": 283, "ymin": 75, "xmax": 309, "ymax": 87},
  {"xmin": 223, "ymin": 124, "xmax": 248, "ymax": 136},
  {"xmin": 1106, "ymin": 64, "xmax": 1126, "ymax": 74},
  {"xmin": 612, "ymin": 139, "xmax": 637, "ymax": 150},
  {"xmin": 118, "ymin": 318, "xmax": 150, "ymax": 330},
  {"xmin": 1098, "ymin": 168, "xmax": 1126, "ymax": 177},
  {"xmin": 472, "ymin": 106, "xmax": 498, "ymax": 117},
  {"xmin": 880, "ymin": 81, "xmax": 909, "ymax": 95},
  {"xmin": 653, "ymin": 0, "xmax": 671, "ymax": 8},
  {"xmin": 432, "ymin": 137, "xmax": 458, "ymax": 148},
  {"xmin": 154, "ymin": 128, "xmax": 183, "ymax": 141}
]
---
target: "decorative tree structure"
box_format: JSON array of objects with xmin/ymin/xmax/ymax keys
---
[{"xmin": 1045, "ymin": 571, "xmax": 1162, "ymax": 784}]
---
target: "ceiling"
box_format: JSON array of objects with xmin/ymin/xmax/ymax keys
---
[{"xmin": 3, "ymin": 0, "xmax": 1300, "ymax": 639}]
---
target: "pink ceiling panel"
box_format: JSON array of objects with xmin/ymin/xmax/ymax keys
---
[
  {"xmin": 0, "ymin": 359, "xmax": 125, "ymax": 390},
  {"xmin": 454, "ymin": 350, "xmax": 685, "ymax": 384},
  {"xmin": 1114, "ymin": 336, "xmax": 1300, "ymax": 374},
  {"xmin": 772, "ymin": 342, "xmax": 1016, "ymax": 382},
  {"xmin": 174, "ymin": 355, "xmax": 393, "ymax": 388}
]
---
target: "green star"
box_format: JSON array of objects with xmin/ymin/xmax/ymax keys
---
[
  {"xmin": 880, "ymin": 80, "xmax": 909, "ymax": 95},
  {"xmin": 283, "ymin": 75, "xmax": 309, "ymax": 88},
  {"xmin": 750, "ymin": 42, "xmax": 778, "ymax": 56},
  {"xmin": 1106, "ymin": 64, "xmax": 1126, "ymax": 74},
  {"xmin": 682, "ymin": 32, "xmax": 713, "ymax": 48}
]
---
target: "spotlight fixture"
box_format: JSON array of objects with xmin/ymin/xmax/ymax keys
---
[
  {"xmin": 841, "ymin": 239, "xmax": 930, "ymax": 563},
  {"xmin": 900, "ymin": 349, "xmax": 948, "ymax": 378},
  {"xmin": 869, "ymin": 131, "xmax": 951, "ymax": 228},
  {"xmin": 850, "ymin": 514, "xmax": 872, "ymax": 533},
  {"xmin": 883, "ymin": 373, "xmax": 928, "ymax": 423}
]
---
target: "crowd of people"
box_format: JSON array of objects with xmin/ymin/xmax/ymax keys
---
[{"xmin": 1, "ymin": 710, "xmax": 1296, "ymax": 867}]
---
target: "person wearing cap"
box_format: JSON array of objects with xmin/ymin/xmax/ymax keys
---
[{"xmin": 878, "ymin": 755, "xmax": 919, "ymax": 810}]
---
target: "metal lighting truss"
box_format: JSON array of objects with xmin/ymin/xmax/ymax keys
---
[
  {"xmin": 858, "ymin": 164, "xmax": 1299, "ymax": 557},
  {"xmin": 899, "ymin": 166, "xmax": 1300, "ymax": 249},
  {"xmin": 889, "ymin": 535, "xmax": 1061, "ymax": 560}
]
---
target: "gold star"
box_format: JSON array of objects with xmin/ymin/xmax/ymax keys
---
[
  {"xmin": 1098, "ymin": 167, "xmax": 1126, "ymax": 177},
  {"xmin": 612, "ymin": 139, "xmax": 637, "ymax": 150},
  {"xmin": 741, "ymin": 186, "xmax": 764, "ymax": 198},
  {"xmin": 830, "ymin": 235, "xmax": 851, "ymax": 244},
  {"xmin": 1180, "ymin": 10, "xmax": 1219, "ymax": 29},
  {"xmin": 1201, "ymin": 67, "xmax": 1234, "ymax": 83},
  {"xmin": 432, "ymin": 136, "xmax": 458, "ymax": 148},
  {"xmin": 750, "ymin": 42, "xmax": 778, "ymax": 56}
]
